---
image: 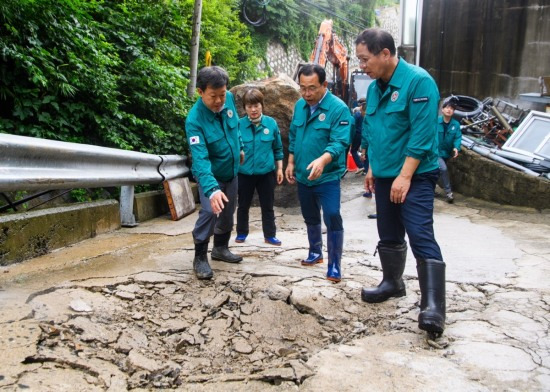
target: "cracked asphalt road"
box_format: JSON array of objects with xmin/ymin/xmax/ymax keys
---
[{"xmin": 0, "ymin": 174, "xmax": 549, "ymax": 391}]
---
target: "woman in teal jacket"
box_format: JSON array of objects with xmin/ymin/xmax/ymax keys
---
[
  {"xmin": 235, "ymin": 88, "xmax": 284, "ymax": 245},
  {"xmin": 437, "ymin": 100, "xmax": 462, "ymax": 203}
]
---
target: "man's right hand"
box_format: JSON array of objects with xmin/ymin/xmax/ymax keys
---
[
  {"xmin": 364, "ymin": 167, "xmax": 375, "ymax": 194},
  {"xmin": 210, "ymin": 191, "xmax": 229, "ymax": 215},
  {"xmin": 285, "ymin": 163, "xmax": 296, "ymax": 184}
]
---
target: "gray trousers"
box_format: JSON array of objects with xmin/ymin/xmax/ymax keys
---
[
  {"xmin": 192, "ymin": 177, "xmax": 238, "ymax": 243},
  {"xmin": 438, "ymin": 157, "xmax": 452, "ymax": 194}
]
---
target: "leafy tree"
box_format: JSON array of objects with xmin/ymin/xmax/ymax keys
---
[
  {"xmin": 241, "ymin": 0, "xmax": 377, "ymax": 68},
  {"xmin": 0, "ymin": 0, "xmax": 260, "ymax": 156}
]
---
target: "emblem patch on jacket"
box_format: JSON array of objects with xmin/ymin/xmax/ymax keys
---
[
  {"xmin": 391, "ymin": 91, "xmax": 399, "ymax": 102},
  {"xmin": 340, "ymin": 121, "xmax": 349, "ymax": 125},
  {"xmin": 190, "ymin": 136, "xmax": 200, "ymax": 145}
]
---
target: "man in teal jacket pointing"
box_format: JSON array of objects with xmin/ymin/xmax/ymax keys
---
[
  {"xmin": 285, "ymin": 64, "xmax": 351, "ymax": 283},
  {"xmin": 185, "ymin": 66, "xmax": 244, "ymax": 280}
]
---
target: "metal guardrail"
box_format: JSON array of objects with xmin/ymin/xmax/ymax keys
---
[
  {"xmin": 0, "ymin": 133, "xmax": 190, "ymax": 226},
  {"xmin": 0, "ymin": 134, "xmax": 188, "ymax": 192}
]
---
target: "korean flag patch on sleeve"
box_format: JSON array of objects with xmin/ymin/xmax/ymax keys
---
[{"xmin": 190, "ymin": 136, "xmax": 200, "ymax": 145}]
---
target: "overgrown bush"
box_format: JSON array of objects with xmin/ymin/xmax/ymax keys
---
[
  {"xmin": 243, "ymin": 0, "xmax": 377, "ymax": 65},
  {"xmin": 0, "ymin": 0, "xmax": 260, "ymax": 155}
]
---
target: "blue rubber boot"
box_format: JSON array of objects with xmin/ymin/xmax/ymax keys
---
[
  {"xmin": 326, "ymin": 230, "xmax": 343, "ymax": 282},
  {"xmin": 235, "ymin": 233, "xmax": 247, "ymax": 243},
  {"xmin": 301, "ymin": 224, "xmax": 323, "ymax": 266},
  {"xmin": 264, "ymin": 236, "xmax": 282, "ymax": 246}
]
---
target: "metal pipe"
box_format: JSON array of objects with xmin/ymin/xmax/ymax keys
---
[
  {"xmin": 490, "ymin": 148, "xmax": 550, "ymax": 168},
  {"xmin": 490, "ymin": 105, "xmax": 513, "ymax": 131},
  {"xmin": 461, "ymin": 136, "xmax": 540, "ymax": 177},
  {"xmin": 461, "ymin": 116, "xmax": 496, "ymax": 130}
]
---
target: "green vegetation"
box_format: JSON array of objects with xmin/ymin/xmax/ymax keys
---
[
  {"xmin": 0, "ymin": 0, "xmax": 260, "ymax": 155},
  {"xmin": 244, "ymin": 0, "xmax": 377, "ymax": 62},
  {"xmin": 0, "ymin": 0, "xmax": 386, "ymax": 154}
]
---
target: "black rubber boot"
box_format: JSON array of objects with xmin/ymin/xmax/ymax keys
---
[
  {"xmin": 193, "ymin": 241, "xmax": 213, "ymax": 280},
  {"xmin": 361, "ymin": 242, "xmax": 407, "ymax": 303},
  {"xmin": 417, "ymin": 258, "xmax": 446, "ymax": 335},
  {"xmin": 211, "ymin": 232, "xmax": 243, "ymax": 263}
]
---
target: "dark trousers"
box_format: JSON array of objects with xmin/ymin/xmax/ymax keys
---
[
  {"xmin": 193, "ymin": 176, "xmax": 238, "ymax": 243},
  {"xmin": 236, "ymin": 171, "xmax": 276, "ymax": 237},
  {"xmin": 438, "ymin": 157, "xmax": 452, "ymax": 193},
  {"xmin": 350, "ymin": 132, "xmax": 364, "ymax": 169},
  {"xmin": 297, "ymin": 180, "xmax": 343, "ymax": 231},
  {"xmin": 375, "ymin": 169, "xmax": 443, "ymax": 260}
]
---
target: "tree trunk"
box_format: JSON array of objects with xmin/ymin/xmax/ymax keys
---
[{"xmin": 187, "ymin": 0, "xmax": 203, "ymax": 98}]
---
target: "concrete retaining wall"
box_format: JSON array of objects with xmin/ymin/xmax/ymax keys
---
[
  {"xmin": 133, "ymin": 191, "xmax": 169, "ymax": 223},
  {"xmin": 0, "ymin": 184, "xmax": 201, "ymax": 265},
  {"xmin": 448, "ymin": 149, "xmax": 550, "ymax": 210},
  {"xmin": 0, "ymin": 200, "xmax": 120, "ymax": 266}
]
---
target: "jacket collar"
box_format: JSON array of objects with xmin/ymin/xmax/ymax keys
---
[
  {"xmin": 241, "ymin": 114, "xmax": 267, "ymax": 129},
  {"xmin": 198, "ymin": 95, "xmax": 230, "ymax": 123},
  {"xmin": 387, "ymin": 57, "xmax": 409, "ymax": 89},
  {"xmin": 299, "ymin": 90, "xmax": 333, "ymax": 112}
]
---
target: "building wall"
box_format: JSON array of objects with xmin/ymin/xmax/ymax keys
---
[{"xmin": 420, "ymin": 0, "xmax": 550, "ymax": 106}]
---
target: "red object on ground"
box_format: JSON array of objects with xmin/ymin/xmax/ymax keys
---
[{"xmin": 347, "ymin": 151, "xmax": 358, "ymax": 172}]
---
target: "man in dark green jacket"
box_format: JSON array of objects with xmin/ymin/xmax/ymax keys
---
[
  {"xmin": 285, "ymin": 64, "xmax": 351, "ymax": 283},
  {"xmin": 356, "ymin": 28, "xmax": 446, "ymax": 336},
  {"xmin": 185, "ymin": 66, "xmax": 244, "ymax": 280}
]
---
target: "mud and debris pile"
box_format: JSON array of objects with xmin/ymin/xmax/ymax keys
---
[
  {"xmin": 448, "ymin": 95, "xmax": 550, "ymax": 180},
  {"xmin": 23, "ymin": 271, "xmax": 416, "ymax": 389}
]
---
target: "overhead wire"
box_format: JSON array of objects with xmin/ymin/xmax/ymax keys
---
[
  {"xmin": 297, "ymin": 0, "xmax": 368, "ymax": 30},
  {"xmin": 241, "ymin": 0, "xmax": 364, "ymax": 38},
  {"xmin": 285, "ymin": 2, "xmax": 360, "ymax": 37}
]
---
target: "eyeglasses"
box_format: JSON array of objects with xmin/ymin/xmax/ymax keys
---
[
  {"xmin": 357, "ymin": 51, "xmax": 382, "ymax": 65},
  {"xmin": 299, "ymin": 85, "xmax": 320, "ymax": 93}
]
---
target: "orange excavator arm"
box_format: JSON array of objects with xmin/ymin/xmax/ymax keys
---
[{"xmin": 309, "ymin": 20, "xmax": 349, "ymax": 99}]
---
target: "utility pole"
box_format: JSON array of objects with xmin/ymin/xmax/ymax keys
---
[{"xmin": 187, "ymin": 0, "xmax": 203, "ymax": 98}]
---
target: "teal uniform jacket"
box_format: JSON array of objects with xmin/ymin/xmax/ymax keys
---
[
  {"xmin": 238, "ymin": 115, "xmax": 284, "ymax": 175},
  {"xmin": 362, "ymin": 58, "xmax": 440, "ymax": 178},
  {"xmin": 185, "ymin": 91, "xmax": 243, "ymax": 198},
  {"xmin": 437, "ymin": 116, "xmax": 462, "ymax": 159},
  {"xmin": 289, "ymin": 91, "xmax": 351, "ymax": 186}
]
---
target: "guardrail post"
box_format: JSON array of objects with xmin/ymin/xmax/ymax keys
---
[{"xmin": 120, "ymin": 186, "xmax": 138, "ymax": 227}]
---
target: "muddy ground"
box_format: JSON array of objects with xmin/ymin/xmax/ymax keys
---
[{"xmin": 0, "ymin": 174, "xmax": 549, "ymax": 391}]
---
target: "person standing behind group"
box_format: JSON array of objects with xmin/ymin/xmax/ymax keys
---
[
  {"xmin": 285, "ymin": 64, "xmax": 351, "ymax": 283},
  {"xmin": 185, "ymin": 66, "xmax": 244, "ymax": 280},
  {"xmin": 235, "ymin": 88, "xmax": 284, "ymax": 246},
  {"xmin": 350, "ymin": 101, "xmax": 365, "ymax": 173},
  {"xmin": 437, "ymin": 99, "xmax": 462, "ymax": 203},
  {"xmin": 355, "ymin": 28, "xmax": 447, "ymax": 335}
]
